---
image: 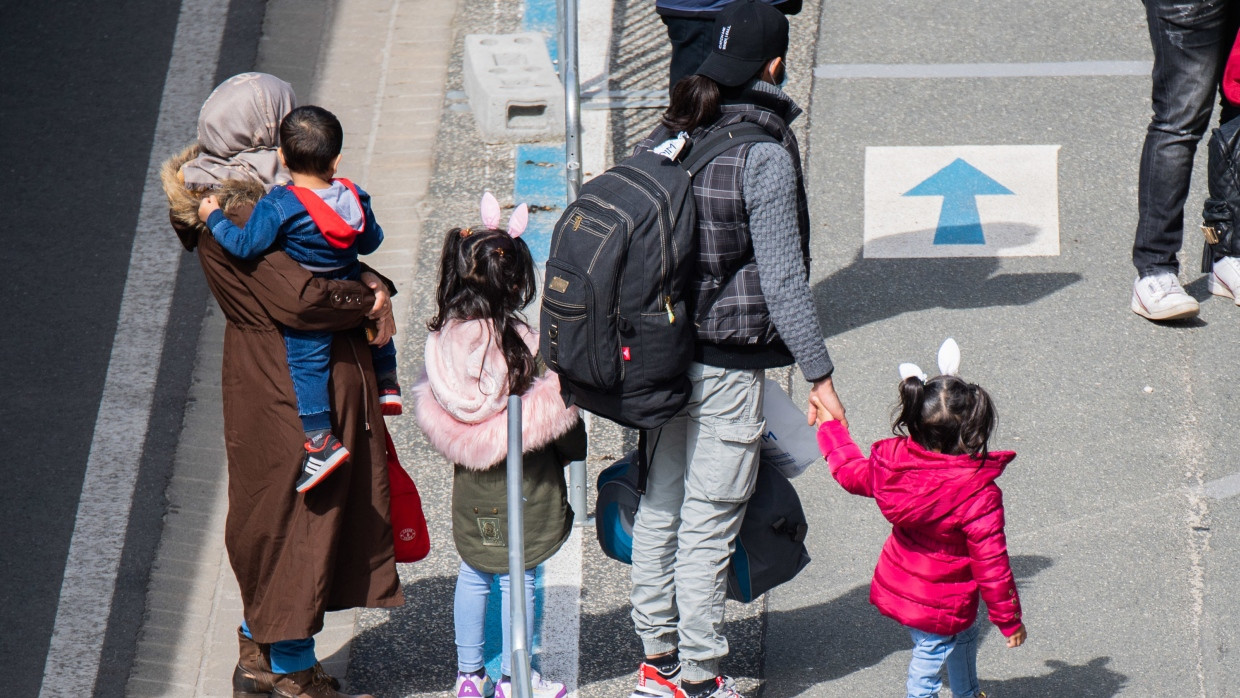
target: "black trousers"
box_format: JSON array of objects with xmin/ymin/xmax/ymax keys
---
[{"xmin": 662, "ymin": 14, "xmax": 716, "ymax": 92}]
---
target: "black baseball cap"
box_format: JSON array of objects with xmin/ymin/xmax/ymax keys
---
[{"xmin": 696, "ymin": 0, "xmax": 790, "ymax": 87}]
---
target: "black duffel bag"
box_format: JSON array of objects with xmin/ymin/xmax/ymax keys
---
[{"xmin": 595, "ymin": 448, "xmax": 811, "ymax": 603}]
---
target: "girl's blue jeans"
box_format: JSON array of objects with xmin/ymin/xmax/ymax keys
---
[
  {"xmin": 454, "ymin": 560, "xmax": 536, "ymax": 677},
  {"xmin": 906, "ymin": 623, "xmax": 980, "ymax": 698}
]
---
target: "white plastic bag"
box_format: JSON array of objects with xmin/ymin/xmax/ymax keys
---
[{"xmin": 759, "ymin": 379, "xmax": 821, "ymax": 479}]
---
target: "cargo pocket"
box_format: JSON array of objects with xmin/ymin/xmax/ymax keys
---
[{"xmin": 688, "ymin": 420, "xmax": 764, "ymax": 503}]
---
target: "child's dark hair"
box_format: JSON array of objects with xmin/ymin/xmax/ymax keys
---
[
  {"xmin": 428, "ymin": 225, "xmax": 538, "ymax": 395},
  {"xmin": 279, "ymin": 105, "xmax": 343, "ymax": 178},
  {"xmin": 892, "ymin": 375, "xmax": 997, "ymax": 459}
]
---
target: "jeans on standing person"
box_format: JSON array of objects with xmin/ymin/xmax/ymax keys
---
[
  {"xmin": 454, "ymin": 560, "xmax": 538, "ymax": 677},
  {"xmin": 906, "ymin": 624, "xmax": 980, "ymax": 698},
  {"xmin": 1134, "ymin": 0, "xmax": 1240, "ymax": 276},
  {"xmin": 630, "ymin": 363, "xmax": 765, "ymax": 683},
  {"xmin": 662, "ymin": 15, "xmax": 716, "ymax": 90}
]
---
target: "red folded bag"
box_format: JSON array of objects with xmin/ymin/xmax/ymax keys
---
[{"xmin": 385, "ymin": 431, "xmax": 430, "ymax": 563}]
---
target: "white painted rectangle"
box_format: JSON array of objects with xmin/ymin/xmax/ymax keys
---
[{"xmin": 863, "ymin": 145, "xmax": 1061, "ymax": 258}]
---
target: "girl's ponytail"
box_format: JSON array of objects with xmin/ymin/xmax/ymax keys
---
[
  {"xmin": 892, "ymin": 376, "xmax": 927, "ymax": 439},
  {"xmin": 476, "ymin": 234, "xmax": 537, "ymax": 395},
  {"xmin": 958, "ymin": 383, "xmax": 997, "ymax": 461}
]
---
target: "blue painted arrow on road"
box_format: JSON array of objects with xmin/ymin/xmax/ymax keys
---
[{"xmin": 903, "ymin": 158, "xmax": 1014, "ymax": 245}]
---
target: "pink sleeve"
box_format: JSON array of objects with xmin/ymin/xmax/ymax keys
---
[
  {"xmin": 960, "ymin": 487, "xmax": 1023, "ymax": 636},
  {"xmin": 816, "ymin": 421, "xmax": 875, "ymax": 498},
  {"xmin": 1225, "ymin": 36, "xmax": 1240, "ymax": 106}
]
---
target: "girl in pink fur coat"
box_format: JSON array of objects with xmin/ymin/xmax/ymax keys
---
[
  {"xmin": 811, "ymin": 340, "xmax": 1026, "ymax": 698},
  {"xmin": 413, "ymin": 194, "xmax": 584, "ymax": 698}
]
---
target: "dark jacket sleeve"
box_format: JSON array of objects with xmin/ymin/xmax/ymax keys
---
[{"xmin": 552, "ymin": 419, "xmax": 588, "ymax": 464}]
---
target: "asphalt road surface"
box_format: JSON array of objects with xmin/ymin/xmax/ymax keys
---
[{"xmin": 0, "ymin": 1, "xmax": 262, "ymax": 694}]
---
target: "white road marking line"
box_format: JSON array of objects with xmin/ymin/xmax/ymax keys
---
[
  {"xmin": 1204, "ymin": 471, "xmax": 1240, "ymax": 500},
  {"xmin": 38, "ymin": 1, "xmax": 228, "ymax": 694},
  {"xmin": 814, "ymin": 60, "xmax": 1152, "ymax": 80},
  {"xmin": 540, "ymin": 526, "xmax": 583, "ymax": 697}
]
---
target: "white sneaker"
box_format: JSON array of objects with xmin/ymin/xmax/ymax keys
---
[
  {"xmin": 1132, "ymin": 273, "xmax": 1199, "ymax": 320},
  {"xmin": 1209, "ymin": 256, "xmax": 1240, "ymax": 303},
  {"xmin": 495, "ymin": 670, "xmax": 567, "ymax": 698},
  {"xmin": 456, "ymin": 671, "xmax": 496, "ymax": 698}
]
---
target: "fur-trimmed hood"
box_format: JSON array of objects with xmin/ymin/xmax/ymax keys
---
[
  {"xmin": 160, "ymin": 143, "xmax": 266, "ymax": 251},
  {"xmin": 413, "ymin": 319, "xmax": 579, "ymax": 470}
]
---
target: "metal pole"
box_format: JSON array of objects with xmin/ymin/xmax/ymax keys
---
[
  {"xmin": 561, "ymin": 0, "xmax": 588, "ymax": 529},
  {"xmin": 562, "ymin": 0, "xmax": 583, "ymax": 202},
  {"xmin": 506, "ymin": 395, "xmax": 533, "ymax": 698}
]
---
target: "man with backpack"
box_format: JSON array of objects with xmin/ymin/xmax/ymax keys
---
[{"xmin": 623, "ymin": 2, "xmax": 844, "ymax": 696}]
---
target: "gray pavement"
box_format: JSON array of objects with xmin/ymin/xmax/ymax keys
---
[
  {"xmin": 766, "ymin": 1, "xmax": 1240, "ymax": 696},
  {"xmin": 55, "ymin": 0, "xmax": 1240, "ymax": 695}
]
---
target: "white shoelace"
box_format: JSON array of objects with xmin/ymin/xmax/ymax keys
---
[{"xmin": 1144, "ymin": 274, "xmax": 1183, "ymax": 299}]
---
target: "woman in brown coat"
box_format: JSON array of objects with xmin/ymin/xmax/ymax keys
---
[{"xmin": 161, "ymin": 73, "xmax": 402, "ymax": 698}]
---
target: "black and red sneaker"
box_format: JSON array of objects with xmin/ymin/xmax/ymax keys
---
[
  {"xmin": 378, "ymin": 376, "xmax": 403, "ymax": 416},
  {"xmin": 629, "ymin": 661, "xmax": 680, "ymax": 698},
  {"xmin": 295, "ymin": 433, "xmax": 349, "ymax": 493}
]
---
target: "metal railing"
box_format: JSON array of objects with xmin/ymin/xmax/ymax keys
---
[
  {"xmin": 558, "ymin": 0, "xmax": 589, "ymax": 529},
  {"xmin": 506, "ymin": 394, "xmax": 534, "ymax": 698}
]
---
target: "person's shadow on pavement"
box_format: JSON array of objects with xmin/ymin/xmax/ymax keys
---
[
  {"xmin": 763, "ymin": 554, "xmax": 1065, "ymax": 696},
  {"xmin": 982, "ymin": 656, "xmax": 1128, "ymax": 697},
  {"xmin": 812, "ymin": 226, "xmax": 1082, "ymax": 338}
]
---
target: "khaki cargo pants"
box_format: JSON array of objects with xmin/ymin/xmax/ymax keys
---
[{"xmin": 630, "ymin": 363, "xmax": 766, "ymax": 683}]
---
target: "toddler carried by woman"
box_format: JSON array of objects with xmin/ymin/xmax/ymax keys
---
[
  {"xmin": 413, "ymin": 193, "xmax": 584, "ymax": 698},
  {"xmin": 812, "ymin": 339, "xmax": 1026, "ymax": 698}
]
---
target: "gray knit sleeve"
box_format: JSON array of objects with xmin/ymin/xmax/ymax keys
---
[{"xmin": 743, "ymin": 142, "xmax": 834, "ymax": 382}]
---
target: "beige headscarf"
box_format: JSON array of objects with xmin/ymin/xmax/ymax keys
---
[{"xmin": 180, "ymin": 72, "xmax": 296, "ymax": 190}]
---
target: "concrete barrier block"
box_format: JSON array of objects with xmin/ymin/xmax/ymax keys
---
[{"xmin": 463, "ymin": 33, "xmax": 564, "ymax": 143}]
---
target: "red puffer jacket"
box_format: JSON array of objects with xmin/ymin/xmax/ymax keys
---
[{"xmin": 817, "ymin": 421, "xmax": 1023, "ymax": 637}]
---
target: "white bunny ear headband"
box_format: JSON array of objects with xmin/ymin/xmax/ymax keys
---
[
  {"xmin": 898, "ymin": 338, "xmax": 961, "ymax": 383},
  {"xmin": 477, "ymin": 191, "xmax": 528, "ymax": 238}
]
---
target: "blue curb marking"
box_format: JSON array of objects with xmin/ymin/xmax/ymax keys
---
[
  {"xmin": 516, "ymin": 0, "xmax": 567, "ymax": 268},
  {"xmin": 523, "ymin": 0, "xmax": 558, "ymax": 63},
  {"xmin": 515, "ymin": 144, "xmax": 567, "ymax": 264},
  {"xmin": 903, "ymin": 158, "xmax": 1014, "ymax": 245}
]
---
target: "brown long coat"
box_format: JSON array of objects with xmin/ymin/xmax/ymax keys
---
[{"xmin": 163, "ymin": 147, "xmax": 403, "ymax": 643}]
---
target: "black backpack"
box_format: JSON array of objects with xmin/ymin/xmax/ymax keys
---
[
  {"xmin": 595, "ymin": 447, "xmax": 811, "ymax": 603},
  {"xmin": 539, "ymin": 123, "xmax": 777, "ymax": 430},
  {"xmin": 1202, "ymin": 114, "xmax": 1240, "ymax": 272}
]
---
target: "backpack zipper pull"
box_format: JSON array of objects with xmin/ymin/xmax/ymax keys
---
[{"xmin": 665, "ymin": 296, "xmax": 675, "ymax": 324}]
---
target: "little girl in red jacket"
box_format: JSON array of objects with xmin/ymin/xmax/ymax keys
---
[{"xmin": 811, "ymin": 339, "xmax": 1026, "ymax": 698}]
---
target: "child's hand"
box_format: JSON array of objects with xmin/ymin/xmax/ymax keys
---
[
  {"xmin": 1006, "ymin": 624, "xmax": 1026, "ymax": 648},
  {"xmin": 198, "ymin": 195, "xmax": 221, "ymax": 223},
  {"xmin": 808, "ymin": 395, "xmax": 834, "ymax": 427},
  {"xmin": 808, "ymin": 376, "xmax": 847, "ymax": 429}
]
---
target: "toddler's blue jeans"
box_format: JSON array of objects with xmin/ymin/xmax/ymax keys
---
[
  {"xmin": 284, "ymin": 328, "xmax": 397, "ymax": 432},
  {"xmin": 906, "ymin": 623, "xmax": 979, "ymax": 698}
]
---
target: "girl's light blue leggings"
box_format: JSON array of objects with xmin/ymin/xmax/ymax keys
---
[{"xmin": 454, "ymin": 559, "xmax": 536, "ymax": 677}]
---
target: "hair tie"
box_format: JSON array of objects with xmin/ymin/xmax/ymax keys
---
[{"xmin": 460, "ymin": 227, "xmax": 474, "ymax": 238}]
